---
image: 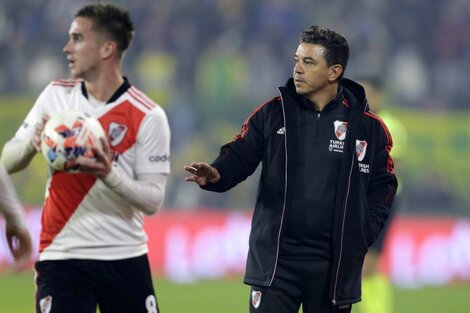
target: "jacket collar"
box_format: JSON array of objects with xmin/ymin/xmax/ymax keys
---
[{"xmin": 283, "ymin": 77, "xmax": 368, "ymax": 113}]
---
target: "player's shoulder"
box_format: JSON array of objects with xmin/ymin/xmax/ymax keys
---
[
  {"xmin": 363, "ymin": 109, "xmax": 386, "ymax": 126},
  {"xmin": 252, "ymin": 96, "xmax": 282, "ymax": 116},
  {"xmin": 363, "ymin": 110, "xmax": 393, "ymax": 144},
  {"xmin": 50, "ymin": 78, "xmax": 82, "ymax": 89},
  {"xmin": 37, "ymin": 79, "xmax": 82, "ymax": 102},
  {"xmin": 125, "ymin": 85, "xmax": 163, "ymax": 114},
  {"xmin": 266, "ymin": 96, "xmax": 282, "ymax": 107},
  {"xmin": 42, "ymin": 78, "xmax": 82, "ymax": 96}
]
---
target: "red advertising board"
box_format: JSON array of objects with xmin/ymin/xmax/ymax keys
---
[{"xmin": 1, "ymin": 210, "xmax": 470, "ymax": 287}]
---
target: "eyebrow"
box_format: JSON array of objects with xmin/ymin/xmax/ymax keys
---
[
  {"xmin": 295, "ymin": 55, "xmax": 315, "ymax": 61},
  {"xmin": 69, "ymin": 31, "xmax": 83, "ymax": 38}
]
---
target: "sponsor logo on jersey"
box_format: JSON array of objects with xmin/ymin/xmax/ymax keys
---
[
  {"xmin": 149, "ymin": 154, "xmax": 170, "ymax": 162},
  {"xmin": 251, "ymin": 290, "xmax": 262, "ymax": 309},
  {"xmin": 39, "ymin": 295, "xmax": 52, "ymax": 313},
  {"xmin": 334, "ymin": 120, "xmax": 348, "ymax": 140},
  {"xmin": 359, "ymin": 162, "xmax": 370, "ymax": 173},
  {"xmin": 356, "ymin": 140, "xmax": 367, "ymax": 161},
  {"xmin": 329, "ymin": 139, "xmax": 345, "ymax": 153},
  {"xmin": 277, "ymin": 127, "xmax": 285, "ymax": 135},
  {"xmin": 108, "ymin": 122, "xmax": 128, "ymax": 147}
]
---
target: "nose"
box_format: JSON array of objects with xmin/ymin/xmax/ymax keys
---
[
  {"xmin": 63, "ymin": 40, "xmax": 72, "ymax": 54},
  {"xmin": 294, "ymin": 61, "xmax": 303, "ymax": 74}
]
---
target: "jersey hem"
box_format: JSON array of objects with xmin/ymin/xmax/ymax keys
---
[{"xmin": 39, "ymin": 245, "xmax": 148, "ymax": 261}]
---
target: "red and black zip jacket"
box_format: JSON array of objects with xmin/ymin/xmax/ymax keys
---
[{"xmin": 202, "ymin": 78, "xmax": 398, "ymax": 306}]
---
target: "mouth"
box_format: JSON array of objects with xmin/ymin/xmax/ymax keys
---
[
  {"xmin": 67, "ymin": 58, "xmax": 75, "ymax": 67},
  {"xmin": 294, "ymin": 78, "xmax": 305, "ymax": 86}
]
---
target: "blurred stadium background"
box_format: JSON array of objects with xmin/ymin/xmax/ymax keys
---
[{"xmin": 1, "ymin": 0, "xmax": 470, "ymax": 312}]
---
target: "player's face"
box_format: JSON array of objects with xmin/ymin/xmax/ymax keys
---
[
  {"xmin": 63, "ymin": 17, "xmax": 105, "ymax": 80},
  {"xmin": 293, "ymin": 43, "xmax": 338, "ymax": 99}
]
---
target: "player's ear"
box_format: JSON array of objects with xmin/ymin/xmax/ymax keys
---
[
  {"xmin": 328, "ymin": 64, "xmax": 343, "ymax": 82},
  {"xmin": 101, "ymin": 41, "xmax": 117, "ymax": 60}
]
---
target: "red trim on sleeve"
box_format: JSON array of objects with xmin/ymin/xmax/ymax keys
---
[
  {"xmin": 234, "ymin": 97, "xmax": 279, "ymax": 141},
  {"xmin": 52, "ymin": 79, "xmax": 82, "ymax": 87},
  {"xmin": 364, "ymin": 111, "xmax": 395, "ymax": 173}
]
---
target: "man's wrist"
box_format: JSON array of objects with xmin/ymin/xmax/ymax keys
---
[{"xmin": 209, "ymin": 167, "xmax": 220, "ymax": 184}]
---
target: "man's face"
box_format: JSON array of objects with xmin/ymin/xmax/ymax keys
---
[
  {"xmin": 63, "ymin": 17, "xmax": 104, "ymax": 80},
  {"xmin": 293, "ymin": 43, "xmax": 333, "ymax": 98}
]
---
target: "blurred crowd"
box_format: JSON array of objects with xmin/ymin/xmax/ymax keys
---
[
  {"xmin": 1, "ymin": 0, "xmax": 469, "ymax": 107},
  {"xmin": 0, "ymin": 0, "xmax": 469, "ymax": 211}
]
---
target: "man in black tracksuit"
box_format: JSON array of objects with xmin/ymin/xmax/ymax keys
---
[{"xmin": 185, "ymin": 25, "xmax": 397, "ymax": 313}]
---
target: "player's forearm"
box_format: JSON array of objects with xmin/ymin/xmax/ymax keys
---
[
  {"xmin": 1, "ymin": 138, "xmax": 37, "ymax": 174},
  {"xmin": 102, "ymin": 167, "xmax": 167, "ymax": 215},
  {"xmin": 0, "ymin": 165, "xmax": 25, "ymax": 229}
]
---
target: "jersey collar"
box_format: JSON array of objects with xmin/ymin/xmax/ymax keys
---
[{"xmin": 81, "ymin": 77, "xmax": 131, "ymax": 104}]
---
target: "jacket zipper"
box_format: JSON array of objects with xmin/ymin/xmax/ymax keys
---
[
  {"xmin": 332, "ymin": 103, "xmax": 367, "ymax": 305},
  {"xmin": 269, "ymin": 92, "xmax": 289, "ymax": 285},
  {"xmin": 332, "ymin": 152, "xmax": 354, "ymax": 304}
]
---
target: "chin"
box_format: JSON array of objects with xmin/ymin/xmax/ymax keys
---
[
  {"xmin": 71, "ymin": 72, "xmax": 84, "ymax": 80},
  {"xmin": 295, "ymin": 87, "xmax": 305, "ymax": 95}
]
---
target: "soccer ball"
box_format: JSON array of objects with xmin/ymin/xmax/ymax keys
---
[{"xmin": 40, "ymin": 111, "xmax": 106, "ymax": 172}]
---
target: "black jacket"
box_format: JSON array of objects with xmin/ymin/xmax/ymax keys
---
[{"xmin": 203, "ymin": 78, "xmax": 398, "ymax": 306}]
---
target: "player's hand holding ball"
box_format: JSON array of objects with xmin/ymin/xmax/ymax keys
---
[{"xmin": 40, "ymin": 111, "xmax": 108, "ymax": 176}]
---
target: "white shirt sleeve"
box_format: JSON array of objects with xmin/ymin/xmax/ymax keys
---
[
  {"xmin": 101, "ymin": 106, "xmax": 170, "ymax": 215},
  {"xmin": 135, "ymin": 107, "xmax": 171, "ymax": 175},
  {"xmin": 1, "ymin": 138, "xmax": 37, "ymax": 174},
  {"xmin": 102, "ymin": 167, "xmax": 167, "ymax": 215},
  {"xmin": 0, "ymin": 165, "xmax": 25, "ymax": 228},
  {"xmin": 1, "ymin": 84, "xmax": 50, "ymax": 173}
]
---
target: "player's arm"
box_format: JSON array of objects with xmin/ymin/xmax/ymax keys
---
[
  {"xmin": 79, "ymin": 146, "xmax": 168, "ymax": 215},
  {"xmin": 0, "ymin": 165, "xmax": 32, "ymax": 268},
  {"xmin": 367, "ymin": 121, "xmax": 398, "ymax": 245},
  {"xmin": 1, "ymin": 86, "xmax": 51, "ymax": 174},
  {"xmin": 103, "ymin": 169, "xmax": 167, "ymax": 215},
  {"xmin": 80, "ymin": 109, "xmax": 170, "ymax": 215},
  {"xmin": 1, "ymin": 115, "xmax": 49, "ymax": 174}
]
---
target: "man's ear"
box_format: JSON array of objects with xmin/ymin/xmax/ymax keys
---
[
  {"xmin": 101, "ymin": 41, "xmax": 117, "ymax": 60},
  {"xmin": 329, "ymin": 64, "xmax": 343, "ymax": 82}
]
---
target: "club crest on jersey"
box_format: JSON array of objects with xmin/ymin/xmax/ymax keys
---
[
  {"xmin": 356, "ymin": 140, "xmax": 368, "ymax": 161},
  {"xmin": 108, "ymin": 122, "xmax": 128, "ymax": 147},
  {"xmin": 251, "ymin": 290, "xmax": 262, "ymax": 309},
  {"xmin": 334, "ymin": 120, "xmax": 348, "ymax": 140},
  {"xmin": 39, "ymin": 295, "xmax": 52, "ymax": 313}
]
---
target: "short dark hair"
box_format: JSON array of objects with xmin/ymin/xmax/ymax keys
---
[
  {"xmin": 300, "ymin": 25, "xmax": 349, "ymax": 79},
  {"xmin": 76, "ymin": 3, "xmax": 134, "ymax": 57}
]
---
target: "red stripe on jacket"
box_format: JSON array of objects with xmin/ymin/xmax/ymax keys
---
[
  {"xmin": 364, "ymin": 111, "xmax": 395, "ymax": 173},
  {"xmin": 234, "ymin": 97, "xmax": 280, "ymax": 141}
]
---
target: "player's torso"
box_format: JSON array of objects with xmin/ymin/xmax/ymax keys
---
[{"xmin": 39, "ymin": 80, "xmax": 156, "ymax": 261}]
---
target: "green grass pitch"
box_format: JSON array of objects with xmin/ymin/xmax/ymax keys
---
[{"xmin": 1, "ymin": 271, "xmax": 470, "ymax": 313}]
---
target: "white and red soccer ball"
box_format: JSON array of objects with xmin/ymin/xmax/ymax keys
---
[{"xmin": 40, "ymin": 111, "xmax": 105, "ymax": 172}]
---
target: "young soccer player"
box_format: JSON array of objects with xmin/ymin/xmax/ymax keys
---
[{"xmin": 1, "ymin": 3, "xmax": 170, "ymax": 312}]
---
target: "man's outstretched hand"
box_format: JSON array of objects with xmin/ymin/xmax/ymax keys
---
[{"xmin": 184, "ymin": 162, "xmax": 220, "ymax": 186}]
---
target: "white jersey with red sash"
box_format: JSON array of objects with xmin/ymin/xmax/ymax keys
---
[{"xmin": 13, "ymin": 79, "xmax": 170, "ymax": 261}]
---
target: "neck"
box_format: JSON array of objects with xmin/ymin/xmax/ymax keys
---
[
  {"xmin": 307, "ymin": 83, "xmax": 339, "ymax": 111},
  {"xmin": 84, "ymin": 67, "xmax": 124, "ymax": 102}
]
